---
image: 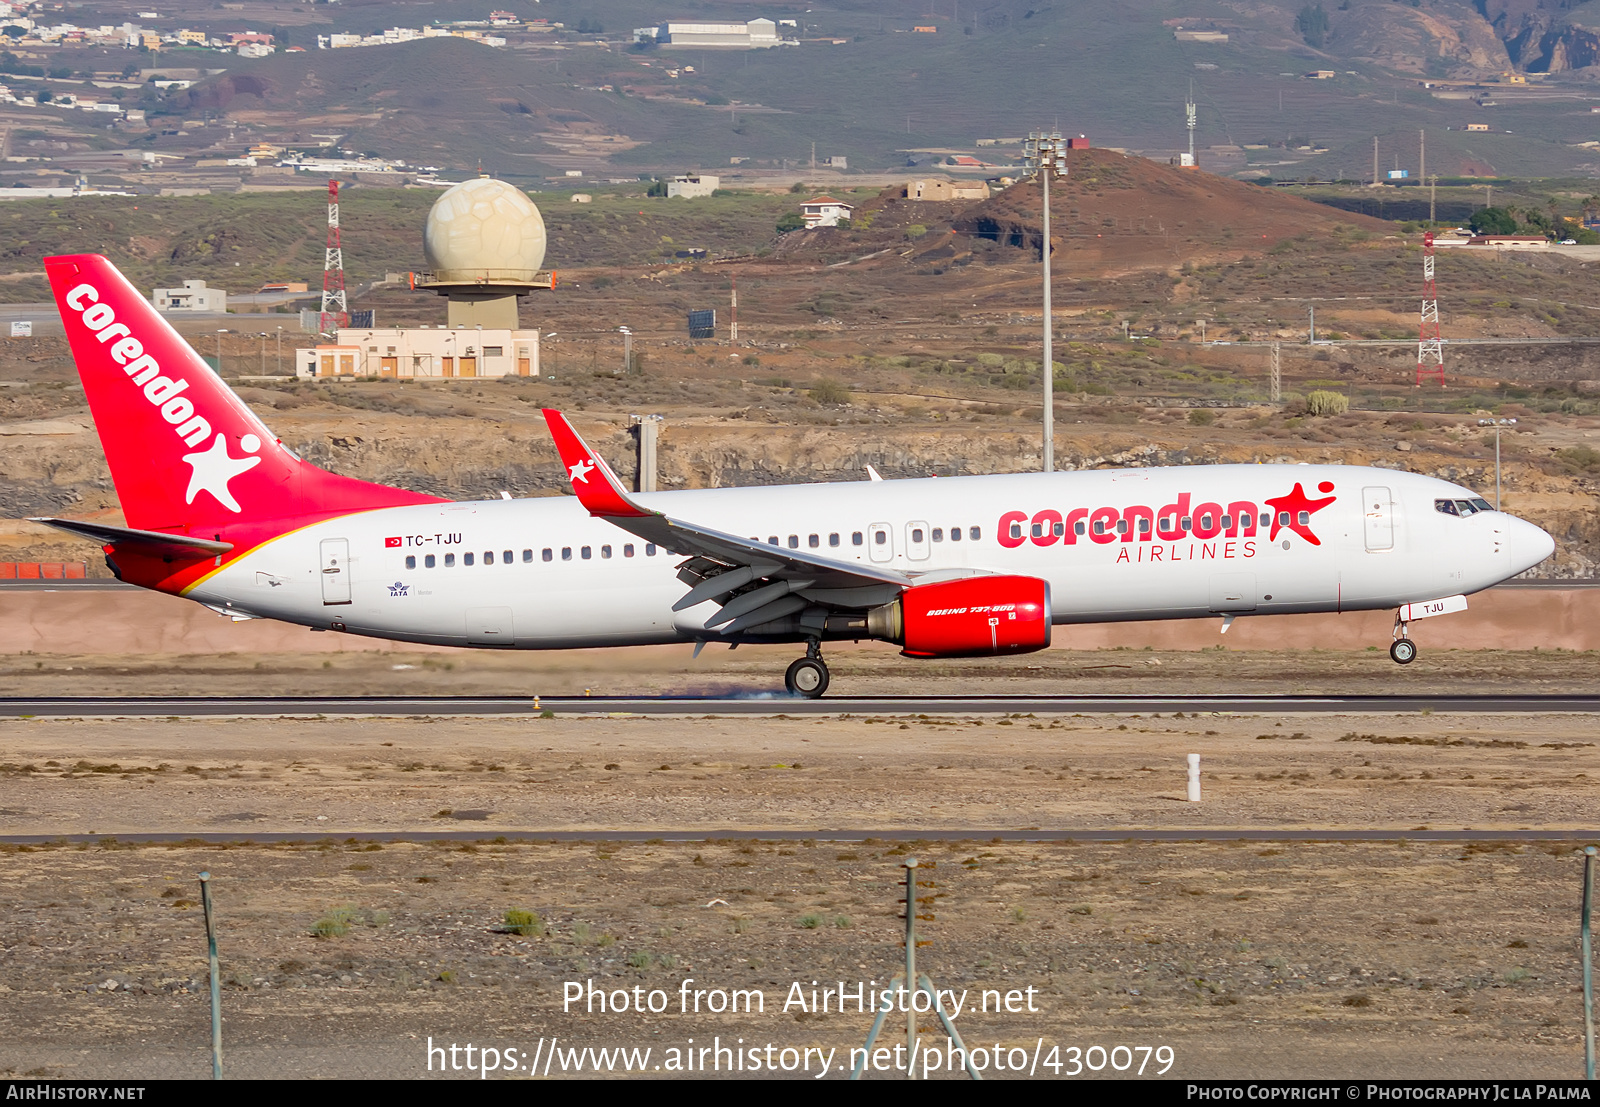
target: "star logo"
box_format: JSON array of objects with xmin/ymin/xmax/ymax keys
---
[
  {"xmin": 568, "ymin": 459, "xmax": 596, "ymax": 485},
  {"xmin": 181, "ymin": 433, "xmax": 262, "ymax": 514},
  {"xmin": 1263, "ymin": 481, "xmax": 1337, "ymax": 546}
]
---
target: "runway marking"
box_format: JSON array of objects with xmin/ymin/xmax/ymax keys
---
[{"xmin": 4, "ymin": 694, "xmax": 1600, "ymax": 716}]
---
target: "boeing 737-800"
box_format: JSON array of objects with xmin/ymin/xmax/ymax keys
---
[{"xmin": 32, "ymin": 254, "xmax": 1555, "ymax": 696}]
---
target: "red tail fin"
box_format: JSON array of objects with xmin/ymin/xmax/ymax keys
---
[{"xmin": 45, "ymin": 254, "xmax": 442, "ymax": 532}]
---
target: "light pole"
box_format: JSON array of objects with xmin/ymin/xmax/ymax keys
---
[
  {"xmin": 276, "ymin": 325, "xmax": 283, "ymax": 375},
  {"xmin": 215, "ymin": 329, "xmax": 227, "ymax": 374},
  {"xmin": 258, "ymin": 331, "xmax": 266, "ymax": 374},
  {"xmin": 619, "ymin": 325, "xmax": 633, "ymax": 375},
  {"xmin": 1477, "ymin": 417, "xmax": 1517, "ymax": 510},
  {"xmin": 1023, "ymin": 130, "xmax": 1068, "ymax": 473}
]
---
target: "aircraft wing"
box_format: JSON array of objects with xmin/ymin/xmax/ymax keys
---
[{"xmin": 541, "ymin": 410, "xmax": 910, "ymax": 634}]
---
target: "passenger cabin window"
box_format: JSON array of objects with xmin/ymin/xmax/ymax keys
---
[
  {"xmin": 969, "ymin": 526, "xmax": 981, "ymax": 541},
  {"xmin": 425, "ymin": 554, "xmax": 436, "ymax": 568},
  {"xmin": 581, "ymin": 546, "xmax": 592, "ymax": 560},
  {"xmin": 1260, "ymin": 513, "xmax": 1271, "ymax": 527},
  {"xmin": 1138, "ymin": 518, "xmax": 1151, "ymax": 535},
  {"xmin": 1220, "ymin": 515, "xmax": 1231, "ymax": 530},
  {"xmin": 1092, "ymin": 519, "xmax": 1106, "ymax": 535},
  {"xmin": 949, "ymin": 527, "xmax": 960, "ymax": 542},
  {"xmin": 542, "ymin": 548, "xmax": 553, "ymax": 562},
  {"xmin": 1010, "ymin": 522, "xmax": 1024, "ymax": 540},
  {"xmin": 561, "ymin": 548, "xmax": 572, "ymax": 561},
  {"xmin": 624, "ymin": 544, "xmax": 635, "ymax": 557},
  {"xmin": 445, "ymin": 553, "xmax": 456, "ymax": 567},
  {"xmin": 483, "ymin": 551, "xmax": 493, "ymax": 565},
  {"xmin": 1031, "ymin": 523, "xmax": 1043, "ymax": 538},
  {"xmin": 503, "ymin": 550, "xmax": 513, "ymax": 564},
  {"xmin": 646, "ymin": 544, "xmax": 657, "ymax": 556},
  {"xmin": 601, "ymin": 545, "xmax": 612, "ymax": 559},
  {"xmin": 852, "ymin": 532, "xmax": 864, "ymax": 546},
  {"xmin": 405, "ymin": 555, "xmax": 416, "ymax": 569},
  {"xmin": 911, "ymin": 527, "xmax": 924, "ymax": 543},
  {"xmin": 1180, "ymin": 516, "xmax": 1191, "ymax": 530},
  {"xmin": 1277, "ymin": 512, "xmax": 1290, "ymax": 526},
  {"xmin": 808, "ymin": 534, "xmax": 819, "ymax": 548},
  {"xmin": 1074, "ymin": 521, "xmax": 1086, "ymax": 536},
  {"xmin": 874, "ymin": 530, "xmax": 887, "ymax": 545},
  {"xmin": 932, "ymin": 528, "xmax": 943, "ymax": 542},
  {"xmin": 788, "ymin": 535, "xmax": 799, "ymax": 549},
  {"xmin": 463, "ymin": 552, "xmax": 475, "ymax": 566},
  {"xmin": 1297, "ymin": 511, "xmax": 1309, "ymax": 525},
  {"xmin": 829, "ymin": 533, "xmax": 840, "ymax": 547},
  {"xmin": 522, "ymin": 549, "xmax": 533, "ymax": 563},
  {"xmin": 1116, "ymin": 520, "xmax": 1128, "ymax": 535},
  {"xmin": 768, "ymin": 536, "xmax": 779, "ymax": 546}
]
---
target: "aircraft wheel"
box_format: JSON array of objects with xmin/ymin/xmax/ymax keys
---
[
  {"xmin": 784, "ymin": 657, "xmax": 830, "ymax": 698},
  {"xmin": 1389, "ymin": 638, "xmax": 1417, "ymax": 665}
]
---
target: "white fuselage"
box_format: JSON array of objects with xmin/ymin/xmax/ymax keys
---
[{"xmin": 184, "ymin": 465, "xmax": 1550, "ymax": 649}]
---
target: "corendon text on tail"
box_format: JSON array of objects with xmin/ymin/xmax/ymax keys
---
[{"xmin": 35, "ymin": 254, "xmax": 1555, "ymax": 697}]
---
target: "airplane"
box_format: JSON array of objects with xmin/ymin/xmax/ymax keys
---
[{"xmin": 32, "ymin": 253, "xmax": 1555, "ymax": 698}]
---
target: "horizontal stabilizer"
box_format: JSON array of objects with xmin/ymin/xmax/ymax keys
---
[{"xmin": 30, "ymin": 517, "xmax": 233, "ymax": 559}]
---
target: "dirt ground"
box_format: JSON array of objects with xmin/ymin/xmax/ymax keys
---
[{"xmin": 0, "ymin": 648, "xmax": 1596, "ymax": 1079}]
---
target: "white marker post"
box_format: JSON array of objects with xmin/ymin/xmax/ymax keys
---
[{"xmin": 1187, "ymin": 754, "xmax": 1202, "ymax": 802}]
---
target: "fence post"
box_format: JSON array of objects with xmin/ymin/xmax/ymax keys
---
[
  {"xmin": 1584, "ymin": 846, "xmax": 1595, "ymax": 1081},
  {"xmin": 199, "ymin": 871, "xmax": 222, "ymax": 1080}
]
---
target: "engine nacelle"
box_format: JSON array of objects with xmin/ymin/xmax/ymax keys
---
[{"xmin": 867, "ymin": 575, "xmax": 1052, "ymax": 659}]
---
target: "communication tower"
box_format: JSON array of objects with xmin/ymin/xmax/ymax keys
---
[
  {"xmin": 1416, "ymin": 231, "xmax": 1444, "ymax": 386},
  {"xmin": 319, "ymin": 179, "xmax": 348, "ymax": 334},
  {"xmin": 1184, "ymin": 83, "xmax": 1197, "ymax": 168}
]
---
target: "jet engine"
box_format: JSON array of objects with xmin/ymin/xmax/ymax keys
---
[{"xmin": 867, "ymin": 575, "xmax": 1052, "ymax": 658}]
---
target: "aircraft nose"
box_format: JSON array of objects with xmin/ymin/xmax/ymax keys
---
[{"xmin": 1505, "ymin": 515, "xmax": 1555, "ymax": 574}]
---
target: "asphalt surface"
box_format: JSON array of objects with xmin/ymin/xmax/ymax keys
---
[
  {"xmin": 4, "ymin": 693, "xmax": 1600, "ymax": 716},
  {"xmin": 0, "ymin": 829, "xmax": 1591, "ymax": 845}
]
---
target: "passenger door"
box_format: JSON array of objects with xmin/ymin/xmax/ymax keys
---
[
  {"xmin": 319, "ymin": 538, "xmax": 351, "ymax": 605},
  {"xmin": 1363, "ymin": 486, "xmax": 1394, "ymax": 551}
]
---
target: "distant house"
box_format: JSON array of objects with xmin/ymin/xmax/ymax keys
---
[
  {"xmin": 1466, "ymin": 235, "xmax": 1548, "ymax": 249},
  {"xmin": 152, "ymin": 279, "xmax": 227, "ymax": 313},
  {"xmin": 800, "ymin": 196, "xmax": 853, "ymax": 228},
  {"xmin": 1067, "ymin": 135, "xmax": 1090, "ymax": 149},
  {"xmin": 904, "ymin": 178, "xmax": 988, "ymax": 202},
  {"xmin": 667, "ymin": 173, "xmax": 719, "ymax": 198},
  {"xmin": 1305, "ymin": 70, "xmax": 1335, "ymax": 79},
  {"xmin": 1465, "ymin": 122, "xmax": 1490, "ymax": 132},
  {"xmin": 946, "ymin": 155, "xmax": 992, "ymax": 168},
  {"xmin": 1174, "ymin": 29, "xmax": 1228, "ymax": 42},
  {"xmin": 913, "ymin": 25, "xmax": 936, "ymax": 32}
]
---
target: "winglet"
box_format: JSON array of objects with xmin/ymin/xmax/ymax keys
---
[{"xmin": 540, "ymin": 409, "xmax": 654, "ymax": 519}]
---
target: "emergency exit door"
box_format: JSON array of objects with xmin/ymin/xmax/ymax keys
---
[{"xmin": 320, "ymin": 538, "xmax": 351, "ymax": 605}]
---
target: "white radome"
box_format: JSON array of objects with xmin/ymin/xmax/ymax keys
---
[{"xmin": 422, "ymin": 178, "xmax": 547, "ymax": 281}]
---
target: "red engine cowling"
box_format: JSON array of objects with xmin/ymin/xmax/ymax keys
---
[{"xmin": 868, "ymin": 575, "xmax": 1052, "ymax": 659}]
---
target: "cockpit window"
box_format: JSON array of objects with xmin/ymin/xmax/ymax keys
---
[
  {"xmin": 1470, "ymin": 498, "xmax": 1493, "ymax": 512},
  {"xmin": 1434, "ymin": 499, "xmax": 1459, "ymax": 516},
  {"xmin": 1456, "ymin": 500, "xmax": 1479, "ymax": 515}
]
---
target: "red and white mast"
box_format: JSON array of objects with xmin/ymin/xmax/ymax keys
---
[
  {"xmin": 319, "ymin": 179, "xmax": 349, "ymax": 334},
  {"xmin": 1416, "ymin": 230, "xmax": 1444, "ymax": 387}
]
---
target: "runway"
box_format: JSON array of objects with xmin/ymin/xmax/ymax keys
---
[
  {"xmin": 0, "ymin": 828, "xmax": 1593, "ymax": 845},
  {"xmin": 4, "ymin": 693, "xmax": 1600, "ymax": 716}
]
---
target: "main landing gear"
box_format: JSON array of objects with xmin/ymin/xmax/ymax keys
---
[
  {"xmin": 784, "ymin": 641, "xmax": 830, "ymax": 698},
  {"xmin": 1390, "ymin": 611, "xmax": 1417, "ymax": 665}
]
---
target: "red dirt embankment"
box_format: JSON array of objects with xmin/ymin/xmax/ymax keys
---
[{"xmin": 0, "ymin": 587, "xmax": 1592, "ymax": 655}]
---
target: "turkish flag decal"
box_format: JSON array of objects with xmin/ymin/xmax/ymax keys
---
[{"xmin": 385, "ymin": 536, "xmax": 402, "ymax": 548}]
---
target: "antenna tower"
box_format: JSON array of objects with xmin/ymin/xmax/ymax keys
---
[
  {"xmin": 1185, "ymin": 82, "xmax": 1197, "ymax": 167},
  {"xmin": 319, "ymin": 179, "xmax": 348, "ymax": 334},
  {"xmin": 1416, "ymin": 231, "xmax": 1444, "ymax": 386}
]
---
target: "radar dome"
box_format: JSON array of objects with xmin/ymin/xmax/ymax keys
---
[{"xmin": 423, "ymin": 178, "xmax": 547, "ymax": 282}]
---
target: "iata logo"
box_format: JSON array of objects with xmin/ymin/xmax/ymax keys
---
[
  {"xmin": 387, "ymin": 581, "xmax": 410, "ymax": 597},
  {"xmin": 997, "ymin": 482, "xmax": 1337, "ymax": 564}
]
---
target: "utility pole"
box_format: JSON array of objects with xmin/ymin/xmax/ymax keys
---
[
  {"xmin": 730, "ymin": 275, "xmax": 738, "ymax": 343},
  {"xmin": 276, "ymin": 325, "xmax": 283, "ymax": 374},
  {"xmin": 1419, "ymin": 128, "xmax": 1425, "ymax": 189},
  {"xmin": 1308, "ymin": 304, "xmax": 1315, "ymax": 344},
  {"xmin": 1372, "ymin": 135, "xmax": 1379, "ymax": 187},
  {"xmin": 1271, "ymin": 342, "xmax": 1282, "ymax": 404},
  {"xmin": 1024, "ymin": 131, "xmax": 1067, "ymax": 473},
  {"xmin": 1186, "ymin": 81, "xmax": 1197, "ymax": 167},
  {"xmin": 1429, "ymin": 175, "xmax": 1437, "ymax": 224}
]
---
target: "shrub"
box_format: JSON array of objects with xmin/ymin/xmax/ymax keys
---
[
  {"xmin": 1305, "ymin": 390, "xmax": 1349, "ymax": 416},
  {"xmin": 503, "ymin": 909, "xmax": 544, "ymax": 937},
  {"xmin": 311, "ymin": 907, "xmax": 355, "ymax": 939},
  {"xmin": 798, "ymin": 913, "xmax": 824, "ymax": 929},
  {"xmin": 905, "ymin": 224, "xmax": 929, "ymax": 239},
  {"xmin": 808, "ymin": 378, "xmax": 852, "ymax": 405},
  {"xmin": 1188, "ymin": 409, "xmax": 1216, "ymax": 426},
  {"xmin": 776, "ymin": 211, "xmax": 805, "ymax": 234}
]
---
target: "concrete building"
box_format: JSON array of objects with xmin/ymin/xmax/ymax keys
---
[
  {"xmin": 666, "ymin": 173, "xmax": 719, "ymax": 198},
  {"xmin": 152, "ymin": 279, "xmax": 226, "ymax": 313},
  {"xmin": 656, "ymin": 18, "xmax": 778, "ymax": 48},
  {"xmin": 800, "ymin": 196, "xmax": 853, "ymax": 228},
  {"xmin": 1465, "ymin": 235, "xmax": 1548, "ymax": 249},
  {"xmin": 904, "ymin": 178, "xmax": 989, "ymax": 202},
  {"xmin": 296, "ymin": 327, "xmax": 541, "ymax": 380}
]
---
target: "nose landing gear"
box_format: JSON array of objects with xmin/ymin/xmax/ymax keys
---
[
  {"xmin": 1390, "ymin": 611, "xmax": 1417, "ymax": 665},
  {"xmin": 784, "ymin": 641, "xmax": 830, "ymax": 698}
]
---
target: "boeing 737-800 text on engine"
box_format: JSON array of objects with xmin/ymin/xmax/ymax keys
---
[{"xmin": 34, "ymin": 255, "xmax": 1555, "ymax": 696}]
